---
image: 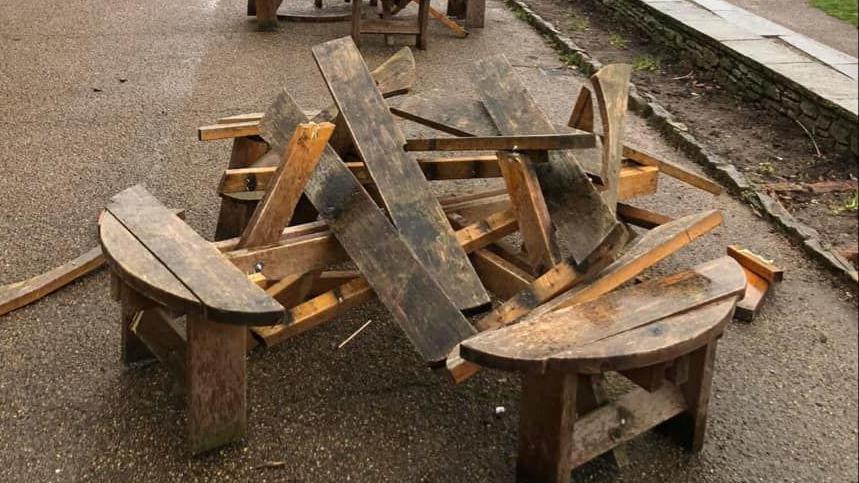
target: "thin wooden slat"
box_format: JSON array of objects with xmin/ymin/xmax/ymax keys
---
[
  {"xmin": 312, "ymin": 37, "xmax": 489, "ymax": 311},
  {"xmin": 616, "ymin": 203, "xmax": 673, "ymax": 229},
  {"xmin": 0, "ymin": 247, "xmax": 104, "ymax": 317},
  {"xmin": 459, "ymin": 257, "xmax": 745, "ymax": 373},
  {"xmin": 259, "ymin": 89, "xmax": 475, "ymax": 363},
  {"xmin": 106, "ymin": 185, "xmax": 284, "ymax": 326},
  {"xmin": 472, "ymin": 54, "xmax": 623, "ymax": 266},
  {"xmin": 360, "ymin": 19, "xmax": 421, "ymax": 34},
  {"xmin": 130, "ymin": 306, "xmax": 187, "ymax": 387},
  {"xmin": 727, "ymin": 245, "xmax": 784, "ymax": 283},
  {"xmin": 404, "ymin": 133, "xmax": 597, "ymax": 152},
  {"xmin": 623, "ymin": 146, "xmax": 722, "ymax": 195},
  {"xmin": 734, "ymin": 267, "xmax": 770, "ymax": 321},
  {"xmin": 224, "ymin": 230, "xmax": 347, "ymax": 281},
  {"xmin": 198, "ymin": 121, "xmax": 261, "ymax": 141},
  {"xmin": 590, "ymin": 64, "xmax": 632, "ymax": 210},
  {"xmin": 497, "ymin": 151, "xmax": 561, "ymax": 274},
  {"xmin": 237, "ymin": 122, "xmax": 334, "ymax": 249}
]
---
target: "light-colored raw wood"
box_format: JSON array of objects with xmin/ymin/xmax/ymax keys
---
[
  {"xmin": 417, "ymin": 0, "xmax": 468, "ymax": 37},
  {"xmin": 727, "ymin": 245, "xmax": 784, "ymax": 283},
  {"xmin": 237, "ymin": 122, "xmax": 334, "ymax": 249},
  {"xmin": 623, "ymin": 146, "xmax": 722, "ymax": 195},
  {"xmin": 734, "ymin": 267, "xmax": 770, "ymax": 321},
  {"xmin": 471, "ymin": 249, "xmax": 535, "ymax": 300},
  {"xmin": 198, "ymin": 121, "xmax": 261, "ymax": 141}
]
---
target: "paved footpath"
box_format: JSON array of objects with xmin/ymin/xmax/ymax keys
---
[
  {"xmin": 728, "ymin": 0, "xmax": 858, "ymax": 56},
  {"xmin": 0, "ymin": 0, "xmax": 856, "ymax": 481}
]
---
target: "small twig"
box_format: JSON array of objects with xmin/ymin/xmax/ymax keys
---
[
  {"xmin": 337, "ymin": 320, "xmax": 373, "ymax": 349},
  {"xmin": 795, "ymin": 119, "xmax": 822, "ymax": 158},
  {"xmin": 672, "ymin": 71, "xmax": 694, "ymax": 81},
  {"xmin": 253, "ymin": 461, "xmax": 287, "ymax": 469}
]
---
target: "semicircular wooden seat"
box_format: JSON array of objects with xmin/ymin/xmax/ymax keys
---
[{"xmin": 459, "ymin": 256, "xmax": 746, "ymax": 482}]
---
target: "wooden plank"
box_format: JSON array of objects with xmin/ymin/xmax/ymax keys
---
[
  {"xmin": 472, "ymin": 54, "xmax": 623, "ymax": 266},
  {"xmin": 569, "ymin": 383, "xmax": 687, "ymax": 469},
  {"xmin": 460, "ymin": 256, "xmax": 745, "ymax": 373},
  {"xmin": 623, "ymin": 146, "xmax": 721, "ymax": 195},
  {"xmin": 224, "ymin": 230, "xmax": 347, "ymax": 281},
  {"xmin": 237, "ymin": 122, "xmax": 334, "ymax": 249},
  {"xmin": 567, "ymin": 87, "xmax": 594, "ymax": 133},
  {"xmin": 734, "ymin": 267, "xmax": 770, "ymax": 322},
  {"xmin": 404, "ymin": 133, "xmax": 597, "ymax": 152},
  {"xmin": 616, "ymin": 203, "xmax": 673, "ymax": 229},
  {"xmin": 497, "ymin": 151, "xmax": 561, "ymax": 274},
  {"xmin": 106, "ymin": 185, "xmax": 284, "ymax": 326},
  {"xmin": 420, "ymin": 0, "xmax": 469, "ymax": 36},
  {"xmin": 130, "ymin": 306, "xmax": 187, "ymax": 387},
  {"xmin": 727, "ymin": 245, "xmax": 784, "ymax": 283},
  {"xmin": 590, "ymin": 64, "xmax": 631, "ymax": 210},
  {"xmin": 198, "ymin": 121, "xmax": 261, "ymax": 141},
  {"xmin": 390, "ymin": 93, "xmax": 500, "ymax": 137},
  {"xmin": 259, "ymin": 89, "xmax": 475, "ymax": 363},
  {"xmin": 471, "ymin": 250, "xmax": 535, "ymax": 300},
  {"xmin": 446, "ymin": 210, "xmax": 723, "ymax": 383},
  {"xmin": 0, "ymin": 247, "xmax": 104, "ymax": 317},
  {"xmin": 517, "ymin": 373, "xmax": 577, "ymax": 483},
  {"xmin": 215, "ymin": 136, "xmax": 270, "ymax": 240},
  {"xmin": 312, "ymin": 37, "xmax": 489, "ymax": 311},
  {"xmin": 266, "ymin": 271, "xmax": 319, "ymax": 308},
  {"xmin": 360, "ymin": 19, "xmax": 421, "ymax": 34},
  {"xmin": 187, "ymin": 315, "xmax": 247, "ymax": 453}
]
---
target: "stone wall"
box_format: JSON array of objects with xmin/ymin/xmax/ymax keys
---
[{"xmin": 594, "ymin": 0, "xmax": 859, "ymax": 158}]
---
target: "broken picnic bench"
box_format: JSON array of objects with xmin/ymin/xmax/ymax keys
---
[{"xmin": 102, "ymin": 37, "xmax": 748, "ymax": 480}]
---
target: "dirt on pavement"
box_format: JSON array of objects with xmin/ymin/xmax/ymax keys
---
[{"xmin": 0, "ymin": 0, "xmax": 856, "ymax": 482}]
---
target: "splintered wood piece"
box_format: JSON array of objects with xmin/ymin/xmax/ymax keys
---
[
  {"xmin": 259, "ymin": 90, "xmax": 475, "ymax": 363},
  {"xmin": 734, "ymin": 267, "xmax": 769, "ymax": 322},
  {"xmin": 187, "ymin": 315, "xmax": 247, "ymax": 454},
  {"xmin": 590, "ymin": 64, "xmax": 631, "ymax": 211},
  {"xmin": 726, "ymin": 245, "xmax": 784, "ymax": 283},
  {"xmin": 447, "ymin": 210, "xmax": 723, "ymax": 383},
  {"xmin": 369, "ymin": 46, "xmax": 416, "ymax": 98},
  {"xmin": 237, "ymin": 122, "xmax": 335, "ymax": 249},
  {"xmin": 497, "ymin": 151, "xmax": 561, "ymax": 274},
  {"xmin": 403, "ymin": 133, "xmax": 597, "ymax": 152},
  {"xmin": 623, "ymin": 146, "xmax": 721, "ymax": 195},
  {"xmin": 312, "ymin": 37, "xmax": 489, "ymax": 311},
  {"xmin": 616, "ymin": 203, "xmax": 673, "ymax": 229},
  {"xmin": 0, "ymin": 247, "xmax": 104, "ymax": 317},
  {"xmin": 567, "ymin": 87, "xmax": 594, "ymax": 132},
  {"xmin": 527, "ymin": 211, "xmax": 724, "ymax": 320},
  {"xmin": 106, "ymin": 185, "xmax": 284, "ymax": 326},
  {"xmin": 460, "ymin": 257, "xmax": 744, "ymax": 373},
  {"xmin": 472, "ymin": 54, "xmax": 623, "ymax": 266}
]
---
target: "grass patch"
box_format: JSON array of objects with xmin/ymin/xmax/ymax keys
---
[
  {"xmin": 810, "ymin": 0, "xmax": 859, "ymax": 27},
  {"xmin": 632, "ymin": 54, "xmax": 661, "ymax": 71},
  {"xmin": 608, "ymin": 33, "xmax": 628, "ymax": 49},
  {"xmin": 565, "ymin": 13, "xmax": 590, "ymax": 32}
]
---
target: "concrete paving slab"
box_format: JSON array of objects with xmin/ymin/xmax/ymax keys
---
[
  {"xmin": 723, "ymin": 38, "xmax": 814, "ymax": 65},
  {"xmin": 684, "ymin": 18, "xmax": 760, "ymax": 41},
  {"xmin": 832, "ymin": 63, "xmax": 859, "ymax": 81},
  {"xmin": 768, "ymin": 62, "xmax": 859, "ymax": 100},
  {"xmin": 648, "ymin": 1, "xmax": 719, "ymax": 21},
  {"xmin": 780, "ymin": 34, "xmax": 858, "ymax": 67},
  {"xmin": 714, "ymin": 10, "xmax": 794, "ymax": 36},
  {"xmin": 690, "ymin": 0, "xmax": 739, "ymax": 11}
]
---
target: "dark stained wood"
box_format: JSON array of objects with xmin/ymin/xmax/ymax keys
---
[
  {"xmin": 517, "ymin": 373, "xmax": 577, "ymax": 483},
  {"xmin": 567, "ymin": 87, "xmax": 594, "ymax": 133},
  {"xmin": 390, "ymin": 93, "xmax": 498, "ymax": 137},
  {"xmin": 403, "ymin": 133, "xmax": 597, "ymax": 152},
  {"xmin": 471, "ymin": 54, "xmax": 623, "ymax": 266},
  {"xmin": 259, "ymin": 89, "xmax": 475, "ymax": 363},
  {"xmin": 575, "ymin": 375, "xmax": 630, "ymax": 468},
  {"xmin": 117, "ymin": 282, "xmax": 155, "ymax": 365},
  {"xmin": 187, "ymin": 315, "xmax": 247, "ymax": 454},
  {"xmin": 215, "ymin": 136, "xmax": 269, "ymax": 240},
  {"xmin": 308, "ymin": 270, "xmax": 362, "ymax": 297},
  {"xmin": 459, "ymin": 257, "xmax": 745, "ymax": 373},
  {"xmin": 616, "ymin": 203, "xmax": 673, "ymax": 229},
  {"xmin": 237, "ymin": 122, "xmax": 334, "ymax": 249},
  {"xmin": 105, "ymin": 185, "xmax": 284, "ymax": 326},
  {"xmin": 465, "ymin": 0, "xmax": 484, "ymax": 27},
  {"xmin": 727, "ymin": 245, "xmax": 784, "ymax": 283},
  {"xmin": 0, "ymin": 247, "xmax": 104, "ymax": 317},
  {"xmin": 471, "ymin": 249, "xmax": 535, "ymax": 300},
  {"xmin": 130, "ymin": 306, "xmax": 187, "ymax": 387},
  {"xmin": 312, "ymin": 37, "xmax": 489, "ymax": 311},
  {"xmin": 497, "ymin": 151, "xmax": 561, "ymax": 274},
  {"xmin": 590, "ymin": 64, "xmax": 631, "ymax": 210},
  {"xmin": 620, "ymin": 363, "xmax": 666, "ymax": 392},
  {"xmin": 677, "ymin": 341, "xmax": 717, "ymax": 451}
]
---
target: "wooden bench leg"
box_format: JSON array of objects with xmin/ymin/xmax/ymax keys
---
[
  {"xmin": 517, "ymin": 373, "xmax": 577, "ymax": 483},
  {"xmin": 447, "ymin": 0, "xmax": 466, "ymax": 18},
  {"xmin": 255, "ymin": 0, "xmax": 283, "ymax": 30},
  {"xmin": 576, "ymin": 375, "xmax": 630, "ymax": 468},
  {"xmin": 214, "ymin": 136, "xmax": 269, "ymax": 241},
  {"xmin": 416, "ymin": 0, "xmax": 430, "ymax": 50},
  {"xmin": 117, "ymin": 279, "xmax": 154, "ymax": 366},
  {"xmin": 187, "ymin": 315, "xmax": 247, "ymax": 454},
  {"xmin": 660, "ymin": 341, "xmax": 717, "ymax": 452},
  {"xmin": 465, "ymin": 0, "xmax": 484, "ymax": 28},
  {"xmin": 351, "ymin": 0, "xmax": 363, "ymax": 48}
]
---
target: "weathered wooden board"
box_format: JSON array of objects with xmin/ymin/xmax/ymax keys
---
[
  {"xmin": 259, "ymin": 89, "xmax": 476, "ymax": 363},
  {"xmin": 390, "ymin": 93, "xmax": 496, "ymax": 137},
  {"xmin": 497, "ymin": 151, "xmax": 561, "ymax": 274},
  {"xmin": 567, "ymin": 87, "xmax": 594, "ymax": 133},
  {"xmin": 460, "ymin": 257, "xmax": 744, "ymax": 373},
  {"xmin": 616, "ymin": 203, "xmax": 673, "ymax": 229},
  {"xmin": 590, "ymin": 64, "xmax": 631, "ymax": 210},
  {"xmin": 727, "ymin": 245, "xmax": 784, "ymax": 283},
  {"xmin": 472, "ymin": 55, "xmax": 623, "ymax": 266},
  {"xmin": 237, "ymin": 122, "xmax": 334, "ymax": 248},
  {"xmin": 130, "ymin": 306, "xmax": 187, "ymax": 387},
  {"xmin": 312, "ymin": 37, "xmax": 489, "ymax": 311},
  {"xmin": 0, "ymin": 247, "xmax": 104, "ymax": 317},
  {"xmin": 106, "ymin": 185, "xmax": 284, "ymax": 326},
  {"xmin": 403, "ymin": 133, "xmax": 596, "ymax": 152},
  {"xmin": 623, "ymin": 145, "xmax": 721, "ymax": 195}
]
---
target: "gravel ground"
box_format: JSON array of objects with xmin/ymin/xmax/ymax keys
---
[{"xmin": 0, "ymin": 0, "xmax": 856, "ymax": 481}]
